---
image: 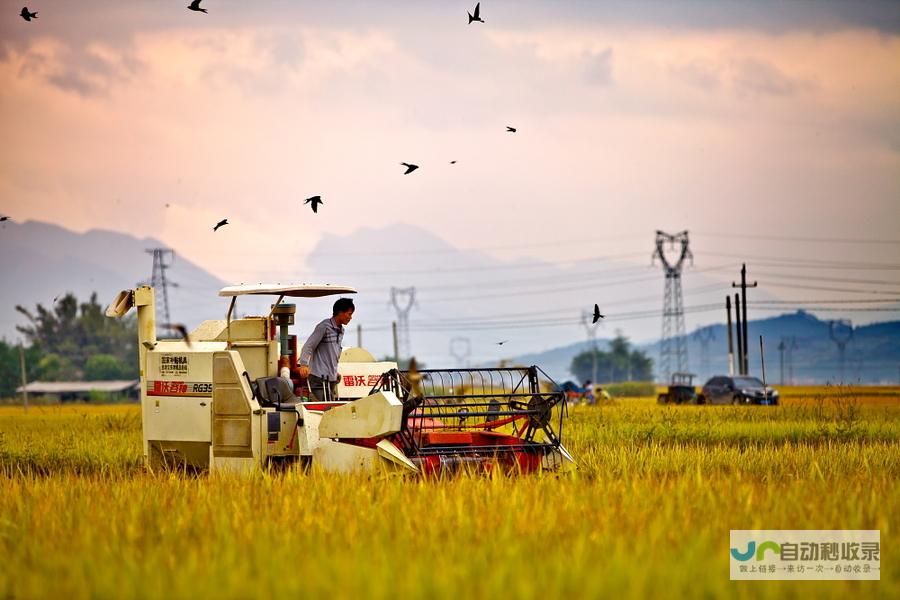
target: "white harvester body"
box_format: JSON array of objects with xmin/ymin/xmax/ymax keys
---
[{"xmin": 106, "ymin": 284, "xmax": 410, "ymax": 473}]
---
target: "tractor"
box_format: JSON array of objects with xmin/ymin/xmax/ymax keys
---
[
  {"xmin": 656, "ymin": 372, "xmax": 699, "ymax": 405},
  {"xmin": 105, "ymin": 284, "xmax": 574, "ymax": 474}
]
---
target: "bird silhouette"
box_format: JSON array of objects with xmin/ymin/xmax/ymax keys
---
[
  {"xmin": 593, "ymin": 304, "xmax": 604, "ymax": 324},
  {"xmin": 162, "ymin": 323, "xmax": 192, "ymax": 347},
  {"xmin": 213, "ymin": 219, "xmax": 228, "ymax": 231},
  {"xmin": 506, "ymin": 126, "xmax": 517, "ymax": 133},
  {"xmin": 20, "ymin": 7, "xmax": 37, "ymax": 21},
  {"xmin": 304, "ymin": 195, "xmax": 323, "ymax": 213},
  {"xmin": 0, "ymin": 216, "xmax": 9, "ymax": 222},
  {"xmin": 450, "ymin": 160, "xmax": 457, "ymax": 164},
  {"xmin": 187, "ymin": 0, "xmax": 207, "ymax": 14},
  {"xmin": 400, "ymin": 162, "xmax": 419, "ymax": 175},
  {"xmin": 467, "ymin": 2, "xmax": 483, "ymax": 24},
  {"xmin": 496, "ymin": 340, "xmax": 508, "ymax": 346}
]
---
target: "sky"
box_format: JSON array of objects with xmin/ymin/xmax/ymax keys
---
[{"xmin": 1, "ymin": 0, "xmax": 899, "ymax": 366}]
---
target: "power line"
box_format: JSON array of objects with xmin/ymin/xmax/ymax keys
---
[
  {"xmin": 758, "ymin": 281, "xmax": 900, "ymax": 295},
  {"xmin": 705, "ymin": 251, "xmax": 900, "ymax": 270},
  {"xmin": 695, "ymin": 231, "xmax": 900, "ymax": 245},
  {"xmin": 749, "ymin": 298, "xmax": 900, "ymax": 305},
  {"xmin": 757, "ymin": 272, "xmax": 900, "ymax": 287}
]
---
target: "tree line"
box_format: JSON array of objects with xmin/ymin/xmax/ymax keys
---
[
  {"xmin": 569, "ymin": 333, "xmax": 653, "ymax": 383},
  {"xmin": 0, "ymin": 293, "xmax": 138, "ymax": 397}
]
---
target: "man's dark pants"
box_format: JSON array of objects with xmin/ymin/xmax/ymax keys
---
[{"xmin": 307, "ymin": 374, "xmax": 339, "ymax": 402}]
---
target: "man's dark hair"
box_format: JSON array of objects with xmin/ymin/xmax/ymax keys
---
[{"xmin": 333, "ymin": 297, "xmax": 355, "ymax": 315}]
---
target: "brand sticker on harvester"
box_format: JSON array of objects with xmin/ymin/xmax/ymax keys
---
[{"xmin": 147, "ymin": 381, "xmax": 213, "ymax": 397}]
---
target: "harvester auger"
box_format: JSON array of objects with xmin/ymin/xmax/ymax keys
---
[{"xmin": 105, "ymin": 283, "xmax": 575, "ymax": 475}]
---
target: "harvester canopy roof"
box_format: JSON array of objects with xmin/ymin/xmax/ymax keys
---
[{"xmin": 218, "ymin": 283, "xmax": 357, "ymax": 297}]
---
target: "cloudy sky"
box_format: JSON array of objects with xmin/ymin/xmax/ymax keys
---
[{"xmin": 2, "ymin": 0, "xmax": 899, "ymax": 364}]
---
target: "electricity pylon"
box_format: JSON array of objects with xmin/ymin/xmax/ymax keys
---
[
  {"xmin": 390, "ymin": 287, "xmax": 416, "ymax": 362},
  {"xmin": 145, "ymin": 248, "xmax": 175, "ymax": 337},
  {"xmin": 652, "ymin": 230, "xmax": 692, "ymax": 383},
  {"xmin": 829, "ymin": 319, "xmax": 853, "ymax": 383}
]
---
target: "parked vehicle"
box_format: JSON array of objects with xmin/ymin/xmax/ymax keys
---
[
  {"xmin": 657, "ymin": 372, "xmax": 699, "ymax": 405},
  {"xmin": 700, "ymin": 375, "xmax": 779, "ymax": 406}
]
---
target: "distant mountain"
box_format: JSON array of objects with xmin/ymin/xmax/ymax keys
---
[
  {"xmin": 0, "ymin": 220, "xmax": 229, "ymax": 341},
  {"xmin": 511, "ymin": 310, "xmax": 900, "ymax": 385},
  {"xmin": 661, "ymin": 311, "xmax": 900, "ymax": 385}
]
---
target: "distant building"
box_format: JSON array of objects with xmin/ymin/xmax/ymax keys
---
[{"xmin": 15, "ymin": 380, "xmax": 139, "ymax": 403}]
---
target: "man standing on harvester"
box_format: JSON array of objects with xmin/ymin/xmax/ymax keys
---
[{"xmin": 298, "ymin": 298, "xmax": 355, "ymax": 402}]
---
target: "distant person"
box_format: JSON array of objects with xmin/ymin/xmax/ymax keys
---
[
  {"xmin": 298, "ymin": 298, "xmax": 355, "ymax": 402},
  {"xmin": 583, "ymin": 380, "xmax": 595, "ymax": 405}
]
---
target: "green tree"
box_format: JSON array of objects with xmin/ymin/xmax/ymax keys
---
[
  {"xmin": 0, "ymin": 341, "xmax": 43, "ymax": 398},
  {"xmin": 84, "ymin": 354, "xmax": 130, "ymax": 380},
  {"xmin": 36, "ymin": 353, "xmax": 78, "ymax": 381},
  {"xmin": 15, "ymin": 292, "xmax": 138, "ymax": 380},
  {"xmin": 570, "ymin": 333, "xmax": 653, "ymax": 383}
]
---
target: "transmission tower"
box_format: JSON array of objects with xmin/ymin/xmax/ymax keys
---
[
  {"xmin": 829, "ymin": 319, "xmax": 853, "ymax": 383},
  {"xmin": 652, "ymin": 230, "xmax": 692, "ymax": 383},
  {"xmin": 390, "ymin": 287, "xmax": 416, "ymax": 362},
  {"xmin": 692, "ymin": 327, "xmax": 715, "ymax": 379},
  {"xmin": 580, "ymin": 309, "xmax": 601, "ymax": 383},
  {"xmin": 145, "ymin": 248, "xmax": 175, "ymax": 336},
  {"xmin": 449, "ymin": 337, "xmax": 471, "ymax": 368}
]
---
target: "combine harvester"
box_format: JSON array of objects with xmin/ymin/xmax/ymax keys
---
[{"xmin": 106, "ymin": 284, "xmax": 574, "ymax": 475}]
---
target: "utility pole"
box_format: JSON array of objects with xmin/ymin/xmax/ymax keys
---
[
  {"xmin": 692, "ymin": 327, "xmax": 715, "ymax": 380},
  {"xmin": 19, "ymin": 343, "xmax": 28, "ymax": 413},
  {"xmin": 786, "ymin": 337, "xmax": 798, "ymax": 384},
  {"xmin": 357, "ymin": 324, "xmax": 362, "ymax": 348},
  {"xmin": 390, "ymin": 287, "xmax": 416, "ymax": 362},
  {"xmin": 777, "ymin": 339, "xmax": 786, "ymax": 385},
  {"xmin": 652, "ymin": 230, "xmax": 692, "ymax": 383},
  {"xmin": 759, "ymin": 336, "xmax": 767, "ymax": 391},
  {"xmin": 449, "ymin": 337, "xmax": 471, "ymax": 368},
  {"xmin": 145, "ymin": 248, "xmax": 176, "ymax": 337},
  {"xmin": 732, "ymin": 263, "xmax": 757, "ymax": 376},
  {"xmin": 734, "ymin": 293, "xmax": 744, "ymax": 375},
  {"xmin": 726, "ymin": 296, "xmax": 735, "ymax": 376},
  {"xmin": 829, "ymin": 319, "xmax": 853, "ymax": 383},
  {"xmin": 581, "ymin": 309, "xmax": 601, "ymax": 384},
  {"xmin": 391, "ymin": 321, "xmax": 399, "ymax": 364}
]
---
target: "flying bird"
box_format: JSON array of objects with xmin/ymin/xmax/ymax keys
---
[
  {"xmin": 20, "ymin": 7, "xmax": 37, "ymax": 21},
  {"xmin": 592, "ymin": 304, "xmax": 604, "ymax": 324},
  {"xmin": 0, "ymin": 216, "xmax": 9, "ymax": 222},
  {"xmin": 450, "ymin": 160, "xmax": 457, "ymax": 164},
  {"xmin": 162, "ymin": 323, "xmax": 192, "ymax": 347},
  {"xmin": 304, "ymin": 195, "xmax": 323, "ymax": 213},
  {"xmin": 467, "ymin": 2, "xmax": 483, "ymax": 24},
  {"xmin": 400, "ymin": 162, "xmax": 419, "ymax": 175},
  {"xmin": 496, "ymin": 340, "xmax": 508, "ymax": 346},
  {"xmin": 213, "ymin": 219, "xmax": 228, "ymax": 231},
  {"xmin": 187, "ymin": 0, "xmax": 207, "ymax": 13},
  {"xmin": 506, "ymin": 126, "xmax": 517, "ymax": 133}
]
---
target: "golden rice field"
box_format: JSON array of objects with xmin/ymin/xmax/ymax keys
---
[{"xmin": 1, "ymin": 388, "xmax": 898, "ymax": 599}]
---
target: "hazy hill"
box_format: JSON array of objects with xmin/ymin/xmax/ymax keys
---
[
  {"xmin": 511, "ymin": 311, "xmax": 900, "ymax": 384},
  {"xmin": 0, "ymin": 220, "xmax": 229, "ymax": 341}
]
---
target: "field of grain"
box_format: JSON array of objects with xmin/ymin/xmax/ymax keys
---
[{"xmin": 1, "ymin": 393, "xmax": 897, "ymax": 599}]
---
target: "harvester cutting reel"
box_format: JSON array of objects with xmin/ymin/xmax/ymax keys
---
[{"xmin": 372, "ymin": 366, "xmax": 574, "ymax": 473}]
